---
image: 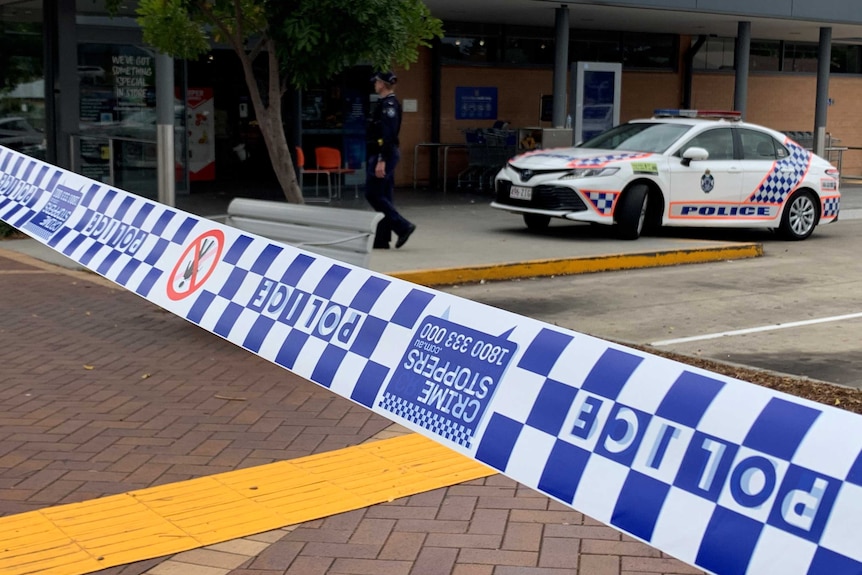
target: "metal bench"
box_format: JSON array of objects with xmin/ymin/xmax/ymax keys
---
[{"xmin": 214, "ymin": 198, "xmax": 383, "ymax": 268}]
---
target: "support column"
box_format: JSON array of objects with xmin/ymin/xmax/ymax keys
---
[
  {"xmin": 552, "ymin": 5, "xmax": 569, "ymax": 128},
  {"xmin": 155, "ymin": 52, "xmax": 175, "ymax": 206},
  {"xmin": 55, "ymin": 0, "xmax": 77, "ymax": 169},
  {"xmin": 430, "ymin": 36, "xmax": 442, "ymax": 186},
  {"xmin": 43, "ymin": 0, "xmax": 58, "ymax": 165},
  {"xmin": 814, "ymin": 27, "xmax": 832, "ymax": 157},
  {"xmin": 733, "ymin": 21, "xmax": 751, "ymax": 119}
]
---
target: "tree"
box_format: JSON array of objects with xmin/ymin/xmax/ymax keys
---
[
  {"xmin": 0, "ymin": 22, "xmax": 43, "ymax": 94},
  {"xmin": 122, "ymin": 0, "xmax": 443, "ymax": 203}
]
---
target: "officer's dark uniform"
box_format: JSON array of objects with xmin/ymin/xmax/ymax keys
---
[{"xmin": 366, "ymin": 71, "xmax": 415, "ymax": 249}]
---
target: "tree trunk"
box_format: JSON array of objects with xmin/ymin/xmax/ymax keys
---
[{"xmin": 235, "ymin": 39, "xmax": 304, "ymax": 204}]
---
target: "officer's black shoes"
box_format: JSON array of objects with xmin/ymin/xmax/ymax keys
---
[
  {"xmin": 373, "ymin": 243, "xmax": 390, "ymax": 249},
  {"xmin": 396, "ymin": 224, "xmax": 416, "ymax": 249}
]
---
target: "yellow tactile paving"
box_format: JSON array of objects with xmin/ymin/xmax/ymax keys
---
[{"xmin": 0, "ymin": 433, "xmax": 494, "ymax": 575}]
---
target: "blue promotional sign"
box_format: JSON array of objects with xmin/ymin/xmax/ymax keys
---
[
  {"xmin": 455, "ymin": 87, "xmax": 498, "ymax": 120},
  {"xmin": 571, "ymin": 62, "xmax": 621, "ymax": 144}
]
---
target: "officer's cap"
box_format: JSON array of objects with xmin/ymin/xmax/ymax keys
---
[{"xmin": 370, "ymin": 70, "xmax": 398, "ymax": 85}]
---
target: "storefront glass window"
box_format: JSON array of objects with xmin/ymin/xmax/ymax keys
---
[
  {"xmin": 440, "ymin": 22, "xmax": 500, "ymax": 64},
  {"xmin": 76, "ymin": 43, "xmax": 156, "ymax": 189},
  {"xmin": 831, "ymin": 44, "xmax": 862, "ymax": 74},
  {"xmin": 301, "ymin": 67, "xmax": 371, "ymax": 192},
  {"xmin": 693, "ymin": 36, "xmax": 858, "ymax": 75},
  {"xmin": 692, "ymin": 37, "xmax": 736, "ymax": 70},
  {"xmin": 75, "ymin": 42, "xmax": 189, "ymax": 198},
  {"xmin": 750, "ymin": 40, "xmax": 780, "ymax": 71},
  {"xmin": 571, "ymin": 31, "xmax": 622, "ymax": 63},
  {"xmin": 502, "ymin": 36, "xmax": 555, "ymax": 66},
  {"xmin": 621, "ymin": 32, "xmax": 676, "ymax": 70},
  {"xmin": 0, "ymin": 7, "xmax": 46, "ymax": 160},
  {"xmin": 440, "ymin": 22, "xmax": 675, "ymax": 70},
  {"xmin": 784, "ymin": 42, "xmax": 819, "ymax": 73},
  {"xmin": 440, "ymin": 36, "xmax": 497, "ymax": 63}
]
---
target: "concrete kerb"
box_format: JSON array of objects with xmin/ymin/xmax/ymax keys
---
[{"xmin": 389, "ymin": 241, "xmax": 764, "ymax": 287}]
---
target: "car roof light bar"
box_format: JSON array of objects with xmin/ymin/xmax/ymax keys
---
[{"xmin": 653, "ymin": 109, "xmax": 743, "ymax": 120}]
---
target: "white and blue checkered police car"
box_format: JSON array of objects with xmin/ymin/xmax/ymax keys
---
[{"xmin": 492, "ymin": 110, "xmax": 840, "ymax": 240}]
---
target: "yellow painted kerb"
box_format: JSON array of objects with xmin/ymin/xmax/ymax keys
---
[{"xmin": 391, "ymin": 242, "xmax": 763, "ymax": 286}]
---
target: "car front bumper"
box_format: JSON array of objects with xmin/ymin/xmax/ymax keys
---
[{"xmin": 492, "ymin": 176, "xmax": 621, "ymax": 225}]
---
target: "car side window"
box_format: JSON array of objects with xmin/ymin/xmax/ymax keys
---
[
  {"xmin": 738, "ymin": 128, "xmax": 785, "ymax": 160},
  {"xmin": 681, "ymin": 128, "xmax": 734, "ymax": 160}
]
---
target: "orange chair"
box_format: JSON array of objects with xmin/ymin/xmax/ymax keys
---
[
  {"xmin": 296, "ymin": 146, "xmax": 332, "ymax": 201},
  {"xmin": 314, "ymin": 147, "xmax": 357, "ymax": 199}
]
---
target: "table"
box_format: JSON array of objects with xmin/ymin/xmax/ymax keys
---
[{"xmin": 412, "ymin": 142, "xmax": 468, "ymax": 193}]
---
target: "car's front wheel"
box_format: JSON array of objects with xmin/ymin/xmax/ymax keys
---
[
  {"xmin": 615, "ymin": 184, "xmax": 649, "ymax": 240},
  {"xmin": 523, "ymin": 213, "xmax": 551, "ymax": 232},
  {"xmin": 779, "ymin": 190, "xmax": 819, "ymax": 240}
]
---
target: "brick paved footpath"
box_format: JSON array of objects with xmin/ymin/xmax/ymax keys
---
[{"xmin": 0, "ymin": 248, "xmax": 704, "ymax": 575}]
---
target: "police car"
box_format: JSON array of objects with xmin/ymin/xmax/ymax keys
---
[{"xmin": 491, "ymin": 110, "xmax": 840, "ymax": 240}]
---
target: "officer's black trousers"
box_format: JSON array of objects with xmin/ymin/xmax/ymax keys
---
[{"xmin": 365, "ymin": 149, "xmax": 413, "ymax": 247}]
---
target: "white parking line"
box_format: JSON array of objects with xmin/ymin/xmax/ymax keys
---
[{"xmin": 651, "ymin": 311, "xmax": 862, "ymax": 346}]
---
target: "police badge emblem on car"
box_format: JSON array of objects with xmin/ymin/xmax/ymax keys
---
[{"xmin": 700, "ymin": 169, "xmax": 714, "ymax": 193}]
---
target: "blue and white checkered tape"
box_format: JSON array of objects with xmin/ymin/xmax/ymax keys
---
[{"xmin": 2, "ymin": 145, "xmax": 862, "ymax": 575}]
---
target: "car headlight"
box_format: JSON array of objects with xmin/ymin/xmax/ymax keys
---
[{"xmin": 560, "ymin": 167, "xmax": 620, "ymax": 180}]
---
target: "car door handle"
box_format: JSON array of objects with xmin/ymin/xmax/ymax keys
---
[{"xmin": 728, "ymin": 167, "xmax": 742, "ymax": 173}]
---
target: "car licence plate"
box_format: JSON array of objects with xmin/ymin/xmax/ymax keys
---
[{"xmin": 510, "ymin": 186, "xmax": 532, "ymax": 200}]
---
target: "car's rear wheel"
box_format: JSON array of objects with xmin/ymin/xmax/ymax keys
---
[
  {"xmin": 779, "ymin": 190, "xmax": 819, "ymax": 240},
  {"xmin": 523, "ymin": 213, "xmax": 551, "ymax": 232},
  {"xmin": 615, "ymin": 184, "xmax": 649, "ymax": 240}
]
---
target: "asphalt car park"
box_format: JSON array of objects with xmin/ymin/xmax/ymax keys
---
[
  {"xmin": 492, "ymin": 109, "xmax": 840, "ymax": 241},
  {"xmin": 443, "ymin": 213, "xmax": 862, "ymax": 390}
]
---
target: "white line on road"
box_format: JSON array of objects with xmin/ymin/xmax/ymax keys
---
[{"xmin": 651, "ymin": 311, "xmax": 862, "ymax": 346}]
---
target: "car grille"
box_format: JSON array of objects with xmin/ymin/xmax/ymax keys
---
[
  {"xmin": 496, "ymin": 181, "xmax": 588, "ymax": 211},
  {"xmin": 509, "ymin": 167, "xmax": 571, "ymax": 182}
]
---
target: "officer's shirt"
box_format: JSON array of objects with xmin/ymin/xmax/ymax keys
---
[{"xmin": 371, "ymin": 93, "xmax": 402, "ymax": 164}]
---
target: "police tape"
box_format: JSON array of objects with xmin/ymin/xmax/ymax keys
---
[{"xmin": 1, "ymin": 145, "xmax": 861, "ymax": 575}]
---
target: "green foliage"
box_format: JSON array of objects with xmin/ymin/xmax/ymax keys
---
[
  {"xmin": 269, "ymin": 0, "xmax": 443, "ymax": 88},
  {"xmin": 136, "ymin": 0, "xmax": 210, "ymax": 60},
  {"xmin": 130, "ymin": 0, "xmax": 443, "ymax": 88},
  {"xmin": 267, "ymin": 0, "xmax": 443, "ymax": 88},
  {"xmin": 0, "ymin": 22, "xmax": 44, "ymax": 93}
]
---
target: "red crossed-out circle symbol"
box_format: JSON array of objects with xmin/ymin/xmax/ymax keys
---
[{"xmin": 167, "ymin": 229, "xmax": 225, "ymax": 301}]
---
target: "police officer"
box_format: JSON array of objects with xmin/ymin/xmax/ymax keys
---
[{"xmin": 366, "ymin": 70, "xmax": 416, "ymax": 249}]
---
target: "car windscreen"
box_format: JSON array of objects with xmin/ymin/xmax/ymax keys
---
[{"xmin": 578, "ymin": 122, "xmax": 692, "ymax": 153}]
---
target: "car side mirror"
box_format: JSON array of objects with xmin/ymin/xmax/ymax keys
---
[{"xmin": 681, "ymin": 146, "xmax": 709, "ymax": 167}]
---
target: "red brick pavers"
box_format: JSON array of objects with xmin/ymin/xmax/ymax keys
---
[
  {"xmin": 0, "ymin": 249, "xmax": 704, "ymax": 575},
  {"xmin": 227, "ymin": 475, "xmax": 705, "ymax": 575}
]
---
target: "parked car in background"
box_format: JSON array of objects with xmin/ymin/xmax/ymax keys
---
[
  {"xmin": 0, "ymin": 116, "xmax": 46, "ymax": 159},
  {"xmin": 78, "ymin": 105, "xmax": 184, "ymax": 168},
  {"xmin": 492, "ymin": 109, "xmax": 840, "ymax": 241}
]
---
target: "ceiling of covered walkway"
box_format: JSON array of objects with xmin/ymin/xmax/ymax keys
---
[{"xmin": 423, "ymin": 0, "xmax": 862, "ymax": 43}]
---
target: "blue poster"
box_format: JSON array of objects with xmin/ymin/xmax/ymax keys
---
[
  {"xmin": 581, "ymin": 70, "xmax": 615, "ymax": 140},
  {"xmin": 455, "ymin": 87, "xmax": 498, "ymax": 120}
]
